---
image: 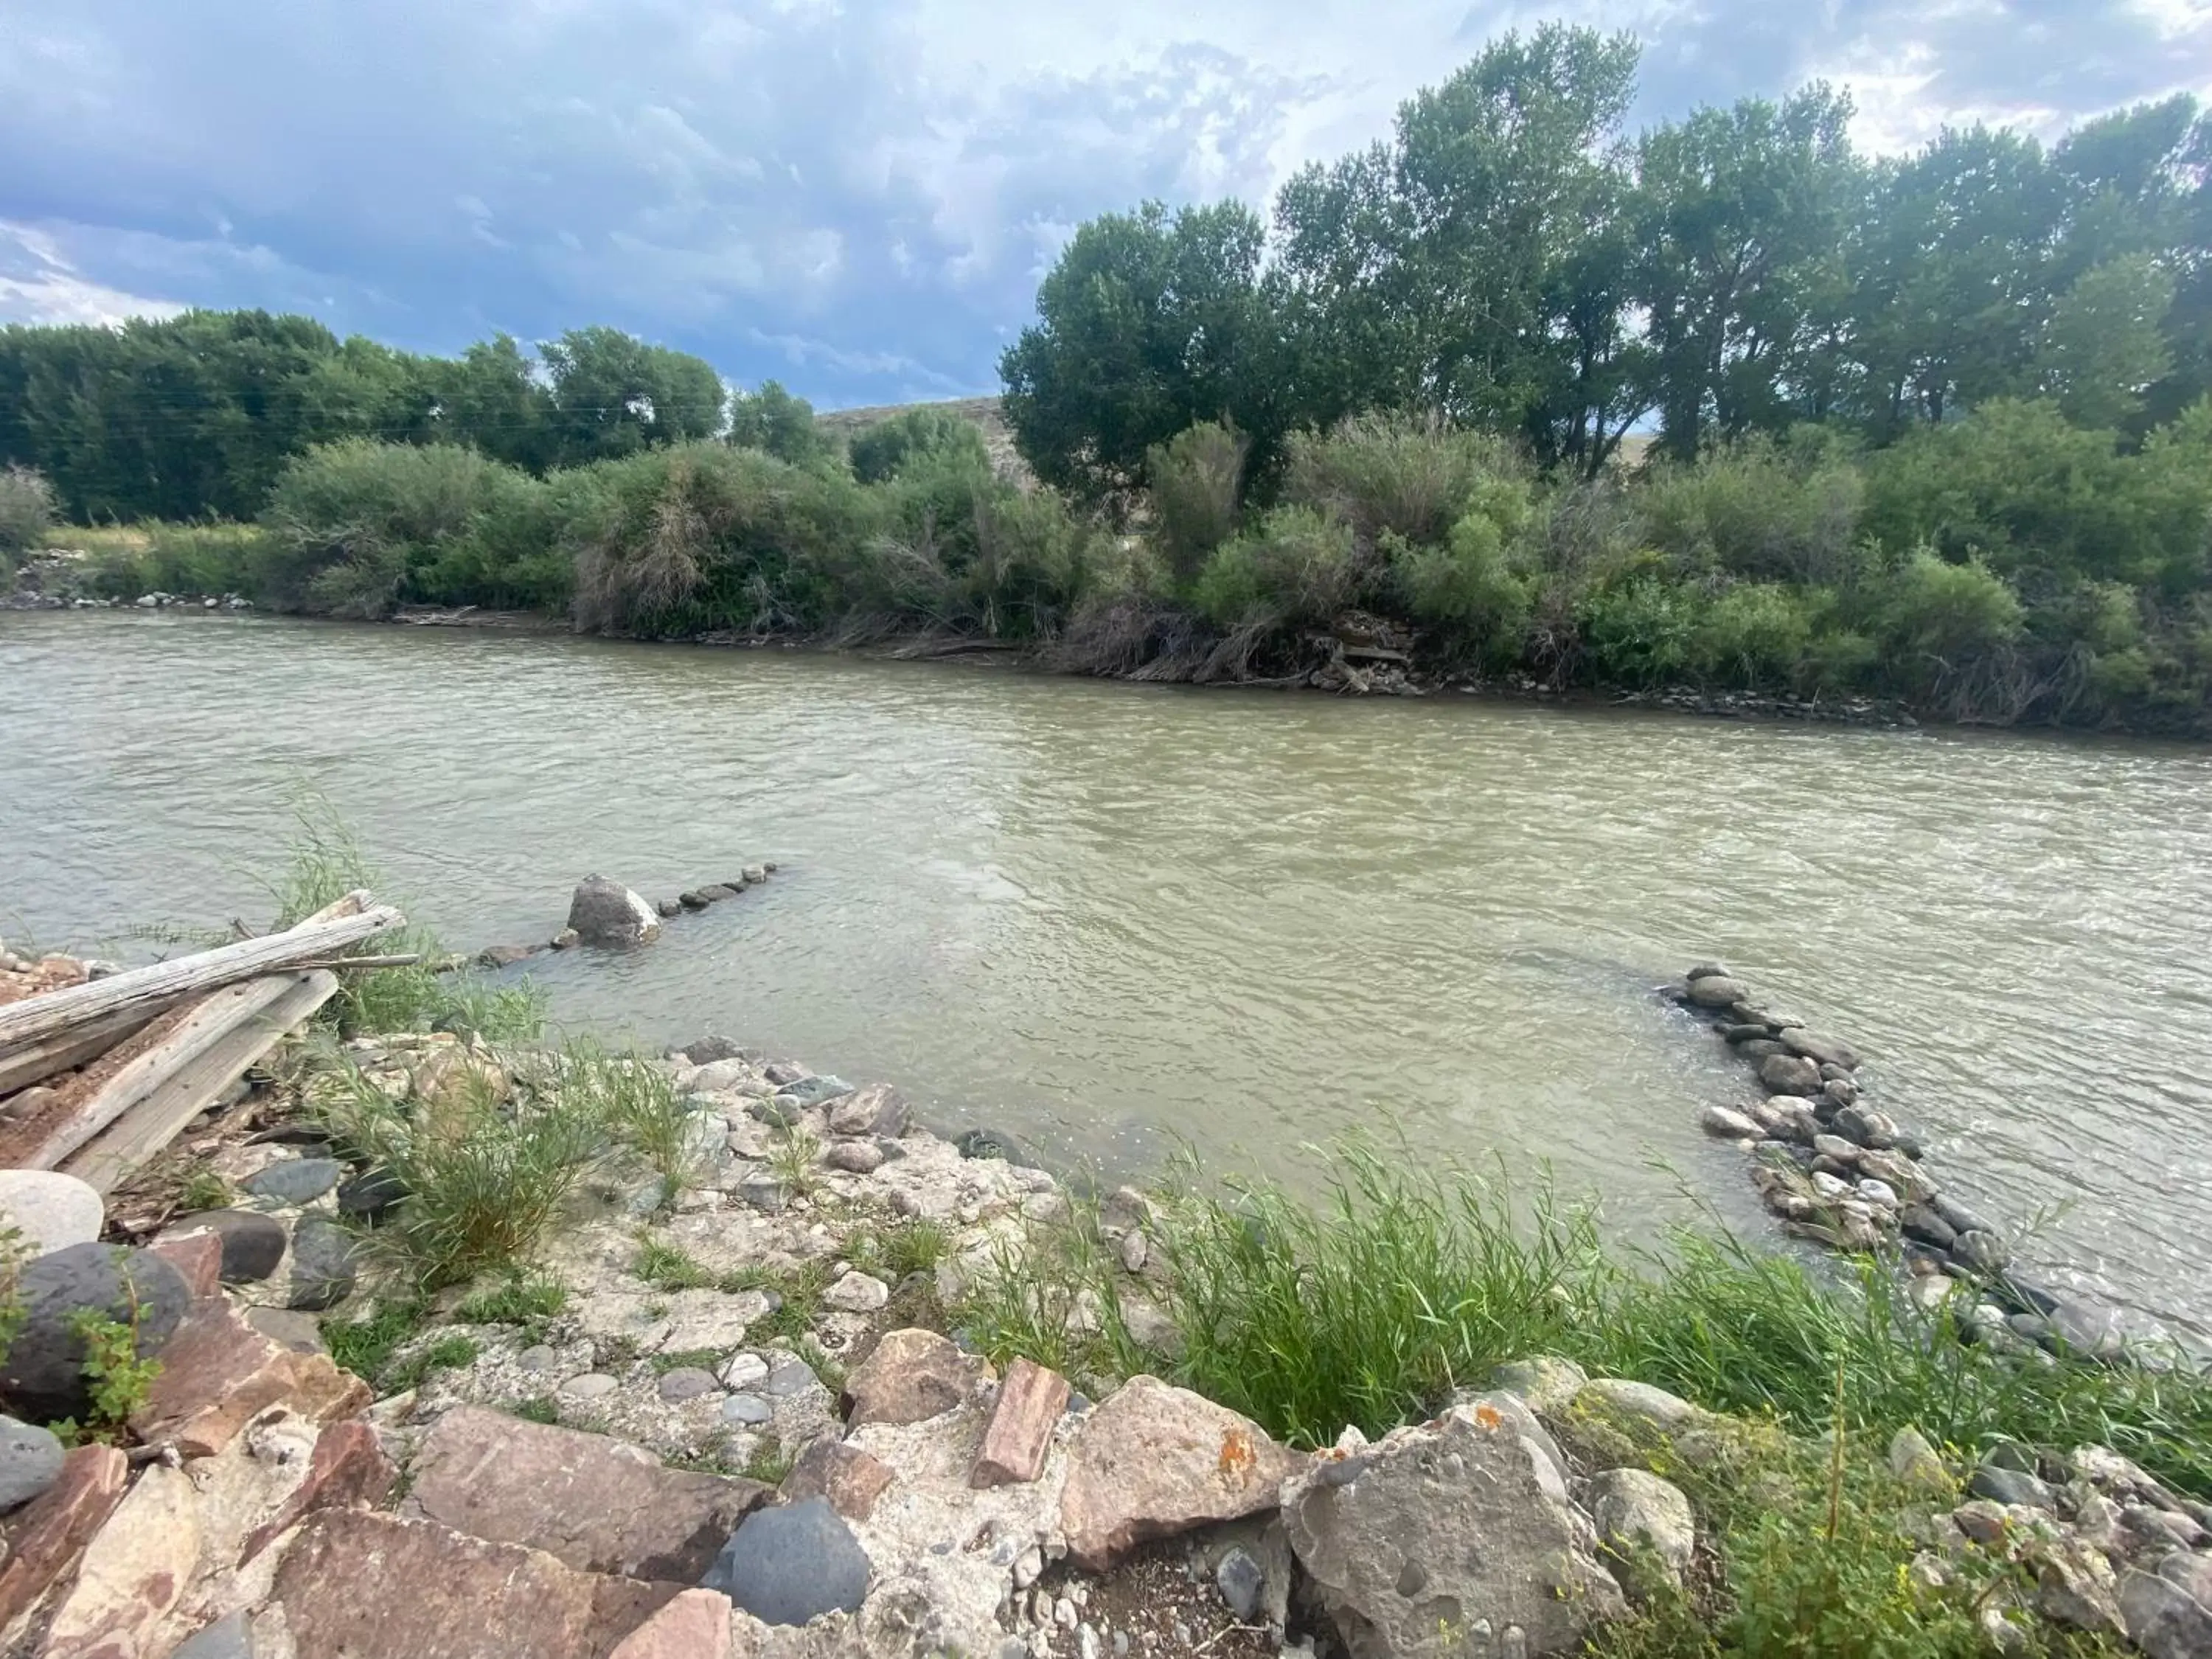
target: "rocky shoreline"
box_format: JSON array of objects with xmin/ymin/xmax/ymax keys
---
[
  {"xmin": 0, "ymin": 933, "xmax": 2208, "ymax": 1657},
  {"xmin": 1663, "ymin": 961, "xmax": 2132, "ymax": 1363}
]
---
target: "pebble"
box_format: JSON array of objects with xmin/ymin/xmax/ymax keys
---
[
  {"xmin": 1970, "ymin": 1464, "xmax": 2056, "ymax": 1511},
  {"xmin": 560, "ymin": 1373, "xmax": 620, "ymax": 1399},
  {"xmin": 827, "ymin": 1140, "xmax": 884, "ymax": 1175},
  {"xmin": 1857, "ymin": 1178, "xmax": 1899, "ymax": 1208},
  {"xmin": 720, "ymin": 1352, "xmax": 770, "ymax": 1390},
  {"xmin": 515, "ymin": 1346, "xmax": 557, "ymax": 1372},
  {"xmin": 287, "ymin": 1215, "xmax": 364, "ymax": 1311},
  {"xmin": 658, "ymin": 1367, "xmax": 720, "ymax": 1402},
  {"xmin": 761, "ymin": 1354, "xmax": 818, "ymax": 1398},
  {"xmin": 721, "ymin": 1394, "xmax": 774, "ymax": 1426},
  {"xmin": 0, "ymin": 1414, "xmax": 65, "ymax": 1512},
  {"xmin": 1217, "ymin": 1546, "xmax": 1265, "ymax": 1620},
  {"xmin": 823, "ymin": 1270, "xmax": 891, "ymax": 1313}
]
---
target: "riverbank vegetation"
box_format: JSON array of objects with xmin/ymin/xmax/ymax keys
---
[{"xmin": 6, "ymin": 25, "xmax": 2211, "ymax": 737}]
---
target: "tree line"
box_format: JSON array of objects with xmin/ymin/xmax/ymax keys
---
[
  {"xmin": 1000, "ymin": 26, "xmax": 2210, "ymax": 498},
  {"xmin": 0, "ymin": 313, "xmax": 828, "ymax": 523}
]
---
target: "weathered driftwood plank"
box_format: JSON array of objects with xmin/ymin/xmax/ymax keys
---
[
  {"xmin": 0, "ymin": 905, "xmax": 400, "ymax": 1052},
  {"xmin": 63, "ymin": 970, "xmax": 339, "ymax": 1194},
  {"xmin": 24, "ymin": 977, "xmax": 305, "ymax": 1172},
  {"xmin": 0, "ymin": 1009, "xmax": 153, "ymax": 1098}
]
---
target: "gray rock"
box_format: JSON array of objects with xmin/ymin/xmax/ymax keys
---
[
  {"xmin": 243, "ymin": 1157, "xmax": 344, "ymax": 1205},
  {"xmin": 246, "ymin": 1307, "xmax": 327, "ymax": 1354},
  {"xmin": 1718, "ymin": 1023, "xmax": 1769, "ymax": 1043},
  {"xmin": 721, "ymin": 1394, "xmax": 774, "ymax": 1426},
  {"xmin": 561, "ymin": 1373, "xmax": 619, "ymax": 1399},
  {"xmin": 953, "ymin": 1127, "xmax": 1020, "ymax": 1162},
  {"xmin": 475, "ymin": 944, "xmax": 538, "ymax": 968},
  {"xmin": 655, "ymin": 899, "xmax": 683, "ymax": 919},
  {"xmin": 1445, "ymin": 1388, "xmax": 1569, "ymax": 1486},
  {"xmin": 761, "ymin": 1354, "xmax": 819, "ymax": 1398},
  {"xmin": 1489, "ymin": 1355, "xmax": 1587, "ymax": 1415},
  {"xmin": 1858, "ymin": 1179, "xmax": 1900, "ymax": 1209},
  {"xmin": 1931, "ymin": 1194, "xmax": 1999, "ymax": 1237},
  {"xmin": 1781, "ymin": 1029, "xmax": 1860, "ymax": 1071},
  {"xmin": 683, "ymin": 1037, "xmax": 749, "ymax": 1065},
  {"xmin": 0, "ymin": 1243, "xmax": 192, "ymax": 1421},
  {"xmin": 1832, "ymin": 1105, "xmax": 1899, "ymax": 1147},
  {"xmin": 1759, "ymin": 1054, "xmax": 1824, "ymax": 1096},
  {"xmin": 1576, "ymin": 1377, "xmax": 1701, "ymax": 1433},
  {"xmin": 1951, "ymin": 1231, "xmax": 2011, "ymax": 1277},
  {"xmin": 0, "ymin": 1414, "xmax": 65, "ymax": 1512},
  {"xmin": 336, "ymin": 1167, "xmax": 407, "ymax": 1222},
  {"xmin": 827, "ymin": 1084, "xmax": 908, "ymax": 1138},
  {"xmin": 565, "ymin": 874, "xmax": 663, "ymax": 949},
  {"xmin": 1685, "ymin": 961, "xmax": 1731, "ymax": 982},
  {"xmin": 1700, "ymin": 1105, "xmax": 1762, "ymax": 1140},
  {"xmin": 1969, "ymin": 1464, "xmax": 2055, "ymax": 1510},
  {"xmin": 696, "ymin": 884, "xmax": 738, "ymax": 902},
  {"xmin": 701, "ymin": 1496, "xmax": 870, "ymax": 1626},
  {"xmin": 2050, "ymin": 1298, "xmax": 2129, "ymax": 1359},
  {"xmin": 1686, "ymin": 975, "xmax": 1745, "ymax": 1008},
  {"xmin": 658, "ymin": 1367, "xmax": 721, "ymax": 1402},
  {"xmin": 2122, "ymin": 1563, "xmax": 2212, "ymax": 1659},
  {"xmin": 763, "ymin": 1062, "xmax": 813, "ymax": 1087},
  {"xmin": 287, "ymin": 1216, "xmax": 364, "ymax": 1311},
  {"xmin": 1217, "ymin": 1548, "xmax": 1265, "ymax": 1621},
  {"xmin": 1737, "ymin": 1038, "xmax": 1787, "ymax": 1060},
  {"xmin": 0, "ymin": 1169, "xmax": 104, "ymax": 1256},
  {"xmin": 160, "ymin": 1208, "xmax": 289, "ymax": 1283},
  {"xmin": 1283, "ymin": 1403, "xmax": 1625, "ymax": 1656},
  {"xmin": 679, "ymin": 890, "xmax": 712, "ymax": 910},
  {"xmin": 170, "ymin": 1612, "xmax": 255, "ymax": 1659},
  {"xmin": 775, "ymin": 1075, "xmax": 854, "ymax": 1107},
  {"xmin": 1899, "ymin": 1204, "xmax": 1958, "ymax": 1251},
  {"xmin": 736, "ymin": 1175, "xmax": 788, "ymax": 1214},
  {"xmin": 826, "ymin": 1139, "xmax": 885, "ymax": 1175},
  {"xmin": 1888, "ymin": 1427, "xmax": 1950, "ymax": 1494},
  {"xmin": 1587, "ymin": 1467, "xmax": 1697, "ymax": 1584}
]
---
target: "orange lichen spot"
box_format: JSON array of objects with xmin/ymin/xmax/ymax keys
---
[
  {"xmin": 1472, "ymin": 1401, "xmax": 1504, "ymax": 1430},
  {"xmin": 1217, "ymin": 1428, "xmax": 1257, "ymax": 1480}
]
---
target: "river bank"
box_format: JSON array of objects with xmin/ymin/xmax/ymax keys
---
[{"xmin": 3, "ymin": 876, "xmax": 2211, "ymax": 1658}]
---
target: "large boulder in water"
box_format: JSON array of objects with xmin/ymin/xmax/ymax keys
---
[{"xmin": 564, "ymin": 875, "xmax": 662, "ymax": 949}]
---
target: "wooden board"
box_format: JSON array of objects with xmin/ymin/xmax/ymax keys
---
[
  {"xmin": 0, "ymin": 903, "xmax": 397, "ymax": 1051},
  {"xmin": 24, "ymin": 977, "xmax": 305, "ymax": 1172},
  {"xmin": 0, "ymin": 1009, "xmax": 153, "ymax": 1098},
  {"xmin": 63, "ymin": 970, "xmax": 340, "ymax": 1196}
]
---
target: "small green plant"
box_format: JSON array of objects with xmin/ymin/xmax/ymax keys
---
[
  {"xmin": 741, "ymin": 1433, "xmax": 797, "ymax": 1486},
  {"xmin": 0, "ymin": 1224, "xmax": 29, "ymax": 1374},
  {"xmin": 633, "ymin": 1237, "xmax": 716, "ymax": 1292},
  {"xmin": 61, "ymin": 1307, "xmax": 162, "ymax": 1444},
  {"xmin": 512, "ymin": 1395, "xmax": 560, "ymax": 1425},
  {"xmin": 173, "ymin": 1162, "xmax": 235, "ymax": 1213},
  {"xmin": 454, "ymin": 1271, "xmax": 568, "ymax": 1329},
  {"xmin": 564, "ymin": 1043, "xmax": 700, "ymax": 1188},
  {"xmin": 321, "ymin": 1297, "xmax": 432, "ymax": 1385},
  {"xmin": 307, "ymin": 1055, "xmax": 605, "ymax": 1289},
  {"xmin": 747, "ymin": 1260, "xmax": 835, "ymax": 1345},
  {"xmin": 386, "ymin": 1332, "xmax": 482, "ymax": 1394},
  {"xmin": 868, "ymin": 1217, "xmax": 951, "ymax": 1281},
  {"xmin": 767, "ymin": 1124, "xmax": 823, "ymax": 1200}
]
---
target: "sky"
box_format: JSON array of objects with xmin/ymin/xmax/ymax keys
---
[{"xmin": 1, "ymin": 0, "xmax": 2208, "ymax": 409}]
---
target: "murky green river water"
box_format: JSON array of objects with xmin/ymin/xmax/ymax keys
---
[{"xmin": 4, "ymin": 611, "xmax": 2209, "ymax": 1340}]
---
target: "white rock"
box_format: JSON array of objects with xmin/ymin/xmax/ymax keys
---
[
  {"xmin": 824, "ymin": 1270, "xmax": 891, "ymax": 1313},
  {"xmin": 0, "ymin": 1169, "xmax": 104, "ymax": 1256},
  {"xmin": 720, "ymin": 1352, "xmax": 771, "ymax": 1390}
]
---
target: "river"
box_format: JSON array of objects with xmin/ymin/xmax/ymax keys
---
[{"xmin": 4, "ymin": 609, "xmax": 2210, "ymax": 1342}]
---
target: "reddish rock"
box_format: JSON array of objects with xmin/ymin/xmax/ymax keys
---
[
  {"xmin": 145, "ymin": 1231, "xmax": 223, "ymax": 1301},
  {"xmin": 0, "ymin": 1444, "xmax": 128, "ymax": 1628},
  {"xmin": 272, "ymin": 1509, "xmax": 680, "ymax": 1659},
  {"xmin": 779, "ymin": 1440, "xmax": 897, "ymax": 1522},
  {"xmin": 1060, "ymin": 1375, "xmax": 1304, "ymax": 1571},
  {"xmin": 608, "ymin": 1587, "xmax": 731, "ymax": 1659},
  {"xmin": 241, "ymin": 1420, "xmax": 397, "ymax": 1561},
  {"xmin": 129, "ymin": 1298, "xmax": 369, "ymax": 1458},
  {"xmin": 43, "ymin": 1463, "xmax": 200, "ymax": 1659},
  {"xmin": 841, "ymin": 1328, "xmax": 980, "ymax": 1427},
  {"xmin": 971, "ymin": 1358, "xmax": 1070, "ymax": 1488},
  {"xmin": 404, "ymin": 1404, "xmax": 768, "ymax": 1581}
]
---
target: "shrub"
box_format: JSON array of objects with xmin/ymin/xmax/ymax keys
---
[
  {"xmin": 1191, "ymin": 506, "xmax": 1358, "ymax": 630},
  {"xmin": 81, "ymin": 523, "xmax": 271, "ymax": 600},
  {"xmin": 1694, "ymin": 582, "xmax": 1820, "ymax": 690},
  {"xmin": 1878, "ymin": 551, "xmax": 2025, "ymax": 667},
  {"xmin": 1391, "ymin": 477, "xmax": 1538, "ymax": 661},
  {"xmin": 849, "ymin": 406, "xmax": 990, "ymax": 485},
  {"xmin": 1576, "ymin": 568, "xmax": 1705, "ymax": 688},
  {"xmin": 260, "ymin": 439, "xmax": 536, "ymax": 617},
  {"xmin": 1283, "ymin": 413, "xmax": 1516, "ymax": 554},
  {"xmin": 1636, "ymin": 437, "xmax": 1868, "ymax": 588},
  {"xmin": 1146, "ymin": 421, "xmax": 1249, "ymax": 587},
  {"xmin": 0, "ymin": 464, "xmax": 56, "ymax": 561}
]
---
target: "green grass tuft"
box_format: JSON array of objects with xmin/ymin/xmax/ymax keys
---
[
  {"xmin": 633, "ymin": 1237, "xmax": 717, "ymax": 1292},
  {"xmin": 453, "ymin": 1271, "xmax": 568, "ymax": 1328}
]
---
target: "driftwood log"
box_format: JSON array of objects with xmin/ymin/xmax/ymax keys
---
[{"xmin": 0, "ymin": 900, "xmax": 400, "ymax": 1054}]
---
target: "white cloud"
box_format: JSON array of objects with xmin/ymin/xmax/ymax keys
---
[{"xmin": 0, "ymin": 221, "xmax": 183, "ymax": 327}]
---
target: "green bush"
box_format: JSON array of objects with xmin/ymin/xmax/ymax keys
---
[
  {"xmin": 1694, "ymin": 582, "xmax": 1821, "ymax": 689},
  {"xmin": 0, "ymin": 464, "xmax": 55, "ymax": 563},
  {"xmin": 849, "ymin": 406, "xmax": 990, "ymax": 485},
  {"xmin": 1146, "ymin": 420, "xmax": 1248, "ymax": 587},
  {"xmin": 1576, "ymin": 568, "xmax": 1705, "ymax": 687},
  {"xmin": 1637, "ymin": 437, "xmax": 1868, "ymax": 587},
  {"xmin": 1879, "ymin": 550, "xmax": 2025, "ymax": 667},
  {"xmin": 1390, "ymin": 489, "xmax": 1537, "ymax": 662},
  {"xmin": 1192, "ymin": 506, "xmax": 1358, "ymax": 630},
  {"xmin": 1283, "ymin": 413, "xmax": 1515, "ymax": 554},
  {"xmin": 261, "ymin": 439, "xmax": 538, "ymax": 617}
]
